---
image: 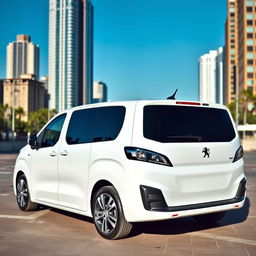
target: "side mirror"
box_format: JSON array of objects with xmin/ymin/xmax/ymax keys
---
[{"xmin": 28, "ymin": 135, "xmax": 38, "ymax": 149}]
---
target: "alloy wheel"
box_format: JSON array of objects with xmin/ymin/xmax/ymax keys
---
[
  {"xmin": 94, "ymin": 193, "xmax": 118, "ymax": 234},
  {"xmin": 17, "ymin": 178, "xmax": 28, "ymax": 208}
]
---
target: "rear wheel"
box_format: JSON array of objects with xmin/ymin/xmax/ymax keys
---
[
  {"xmin": 92, "ymin": 186, "xmax": 132, "ymax": 239},
  {"xmin": 16, "ymin": 174, "xmax": 38, "ymax": 211},
  {"xmin": 194, "ymin": 211, "xmax": 226, "ymax": 224}
]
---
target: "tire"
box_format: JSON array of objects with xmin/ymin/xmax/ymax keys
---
[
  {"xmin": 92, "ymin": 185, "xmax": 132, "ymax": 239},
  {"xmin": 16, "ymin": 174, "xmax": 38, "ymax": 211},
  {"xmin": 194, "ymin": 211, "xmax": 226, "ymax": 224}
]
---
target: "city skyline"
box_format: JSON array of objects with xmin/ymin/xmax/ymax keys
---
[{"xmin": 0, "ymin": 0, "xmax": 227, "ymax": 103}]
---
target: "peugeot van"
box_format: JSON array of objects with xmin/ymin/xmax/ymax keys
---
[{"xmin": 13, "ymin": 100, "xmax": 246, "ymax": 239}]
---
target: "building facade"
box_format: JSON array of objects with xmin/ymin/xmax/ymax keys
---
[
  {"xmin": 3, "ymin": 74, "xmax": 46, "ymax": 121},
  {"xmin": 0, "ymin": 80, "xmax": 3, "ymax": 105},
  {"xmin": 6, "ymin": 35, "xmax": 39, "ymax": 80},
  {"xmin": 93, "ymin": 81, "xmax": 107, "ymax": 103},
  {"xmin": 198, "ymin": 48, "xmax": 224, "ymax": 104},
  {"xmin": 224, "ymin": 0, "xmax": 256, "ymax": 105},
  {"xmin": 40, "ymin": 76, "xmax": 49, "ymax": 108},
  {"xmin": 49, "ymin": 0, "xmax": 93, "ymax": 113}
]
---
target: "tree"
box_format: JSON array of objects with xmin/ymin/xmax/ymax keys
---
[
  {"xmin": 228, "ymin": 88, "xmax": 256, "ymax": 125},
  {"xmin": 15, "ymin": 107, "xmax": 26, "ymax": 133},
  {"xmin": 240, "ymin": 88, "xmax": 256, "ymax": 125},
  {"xmin": 27, "ymin": 108, "xmax": 57, "ymax": 134},
  {"xmin": 228, "ymin": 101, "xmax": 243, "ymax": 124},
  {"xmin": 0, "ymin": 104, "xmax": 9, "ymax": 132}
]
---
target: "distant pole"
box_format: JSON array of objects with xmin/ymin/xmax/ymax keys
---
[
  {"xmin": 48, "ymin": 93, "xmax": 50, "ymax": 120},
  {"xmin": 11, "ymin": 81, "xmax": 16, "ymax": 139},
  {"xmin": 234, "ymin": 65, "xmax": 239, "ymax": 127}
]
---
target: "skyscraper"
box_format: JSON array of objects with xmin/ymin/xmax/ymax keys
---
[
  {"xmin": 198, "ymin": 48, "xmax": 224, "ymax": 104},
  {"xmin": 224, "ymin": 0, "xmax": 256, "ymax": 105},
  {"xmin": 93, "ymin": 81, "xmax": 108, "ymax": 103},
  {"xmin": 6, "ymin": 35, "xmax": 39, "ymax": 80},
  {"xmin": 49, "ymin": 0, "xmax": 93, "ymax": 112},
  {"xmin": 0, "ymin": 80, "xmax": 3, "ymax": 105},
  {"xmin": 224, "ymin": 0, "xmax": 238, "ymax": 105}
]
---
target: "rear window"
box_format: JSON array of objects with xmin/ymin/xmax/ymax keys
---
[
  {"xmin": 66, "ymin": 106, "xmax": 125, "ymax": 145},
  {"xmin": 143, "ymin": 105, "xmax": 236, "ymax": 143}
]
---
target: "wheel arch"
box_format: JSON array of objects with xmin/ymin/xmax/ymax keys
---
[
  {"xmin": 90, "ymin": 179, "xmax": 114, "ymax": 214},
  {"xmin": 13, "ymin": 157, "xmax": 30, "ymax": 196}
]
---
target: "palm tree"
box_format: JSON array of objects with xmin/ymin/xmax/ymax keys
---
[
  {"xmin": 15, "ymin": 107, "xmax": 26, "ymax": 134},
  {"xmin": 0, "ymin": 104, "xmax": 9, "ymax": 129},
  {"xmin": 15, "ymin": 107, "xmax": 25, "ymax": 122},
  {"xmin": 241, "ymin": 88, "xmax": 256, "ymax": 125},
  {"xmin": 0, "ymin": 104, "xmax": 10, "ymax": 140},
  {"xmin": 27, "ymin": 108, "xmax": 57, "ymax": 133}
]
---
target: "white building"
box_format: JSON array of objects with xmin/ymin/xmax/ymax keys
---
[
  {"xmin": 6, "ymin": 35, "xmax": 39, "ymax": 80},
  {"xmin": 93, "ymin": 81, "xmax": 107, "ymax": 103},
  {"xmin": 48, "ymin": 0, "xmax": 93, "ymax": 112},
  {"xmin": 198, "ymin": 47, "xmax": 224, "ymax": 104}
]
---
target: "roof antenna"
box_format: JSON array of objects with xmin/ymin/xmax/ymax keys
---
[{"xmin": 167, "ymin": 89, "xmax": 178, "ymax": 100}]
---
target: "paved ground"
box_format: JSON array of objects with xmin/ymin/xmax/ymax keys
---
[{"xmin": 0, "ymin": 152, "xmax": 255, "ymax": 256}]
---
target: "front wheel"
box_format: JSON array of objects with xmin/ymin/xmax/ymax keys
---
[
  {"xmin": 16, "ymin": 174, "xmax": 38, "ymax": 211},
  {"xmin": 92, "ymin": 186, "xmax": 132, "ymax": 239}
]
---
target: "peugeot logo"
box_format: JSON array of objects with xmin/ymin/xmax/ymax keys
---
[{"xmin": 202, "ymin": 147, "xmax": 210, "ymax": 158}]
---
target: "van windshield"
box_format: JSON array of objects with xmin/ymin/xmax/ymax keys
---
[{"xmin": 143, "ymin": 105, "xmax": 236, "ymax": 143}]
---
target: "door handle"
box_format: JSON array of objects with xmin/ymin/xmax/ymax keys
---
[
  {"xmin": 60, "ymin": 150, "xmax": 68, "ymax": 156},
  {"xmin": 49, "ymin": 151, "xmax": 57, "ymax": 157}
]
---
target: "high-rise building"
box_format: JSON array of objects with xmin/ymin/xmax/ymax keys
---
[
  {"xmin": 224, "ymin": 0, "xmax": 256, "ymax": 105},
  {"xmin": 3, "ymin": 74, "xmax": 46, "ymax": 121},
  {"xmin": 238, "ymin": 0, "xmax": 256, "ymax": 96},
  {"xmin": 0, "ymin": 79, "xmax": 3, "ymax": 105},
  {"xmin": 198, "ymin": 48, "xmax": 224, "ymax": 104},
  {"xmin": 83, "ymin": 0, "xmax": 94, "ymax": 105},
  {"xmin": 93, "ymin": 81, "xmax": 108, "ymax": 103},
  {"xmin": 49, "ymin": 0, "xmax": 93, "ymax": 113},
  {"xmin": 6, "ymin": 35, "xmax": 39, "ymax": 80},
  {"xmin": 224, "ymin": 0, "xmax": 238, "ymax": 105},
  {"xmin": 40, "ymin": 76, "xmax": 49, "ymax": 108}
]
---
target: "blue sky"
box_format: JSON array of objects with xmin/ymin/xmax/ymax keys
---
[{"xmin": 0, "ymin": 0, "xmax": 227, "ymax": 102}]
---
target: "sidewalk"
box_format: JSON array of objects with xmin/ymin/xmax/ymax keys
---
[{"xmin": 241, "ymin": 138, "xmax": 256, "ymax": 151}]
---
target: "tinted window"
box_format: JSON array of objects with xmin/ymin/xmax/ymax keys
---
[
  {"xmin": 41, "ymin": 114, "xmax": 66, "ymax": 148},
  {"xmin": 143, "ymin": 106, "xmax": 236, "ymax": 143},
  {"xmin": 66, "ymin": 106, "xmax": 126, "ymax": 145}
]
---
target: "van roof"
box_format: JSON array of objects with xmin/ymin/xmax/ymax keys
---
[{"xmin": 63, "ymin": 100, "xmax": 228, "ymax": 113}]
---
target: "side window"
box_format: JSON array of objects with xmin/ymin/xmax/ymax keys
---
[
  {"xmin": 93, "ymin": 106, "xmax": 126, "ymax": 142},
  {"xmin": 66, "ymin": 106, "xmax": 126, "ymax": 145},
  {"xmin": 41, "ymin": 114, "xmax": 66, "ymax": 148},
  {"xmin": 66, "ymin": 108, "xmax": 97, "ymax": 144}
]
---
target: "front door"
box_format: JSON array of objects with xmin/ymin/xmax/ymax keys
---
[{"xmin": 30, "ymin": 114, "xmax": 66, "ymax": 205}]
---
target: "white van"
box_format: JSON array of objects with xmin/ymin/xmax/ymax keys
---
[{"xmin": 13, "ymin": 100, "xmax": 246, "ymax": 239}]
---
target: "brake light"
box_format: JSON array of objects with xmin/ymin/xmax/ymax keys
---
[
  {"xmin": 233, "ymin": 146, "xmax": 243, "ymax": 163},
  {"xmin": 124, "ymin": 147, "xmax": 173, "ymax": 167},
  {"xmin": 176, "ymin": 101, "xmax": 201, "ymax": 106}
]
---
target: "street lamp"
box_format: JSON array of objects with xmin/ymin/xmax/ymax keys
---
[{"xmin": 11, "ymin": 80, "xmax": 19, "ymax": 140}]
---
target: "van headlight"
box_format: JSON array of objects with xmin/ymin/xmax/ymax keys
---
[
  {"xmin": 233, "ymin": 146, "xmax": 243, "ymax": 163},
  {"xmin": 124, "ymin": 147, "xmax": 173, "ymax": 167}
]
